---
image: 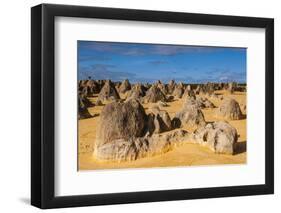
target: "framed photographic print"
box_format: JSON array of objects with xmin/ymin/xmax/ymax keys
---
[{"xmin": 31, "ymin": 3, "xmax": 274, "ymax": 209}]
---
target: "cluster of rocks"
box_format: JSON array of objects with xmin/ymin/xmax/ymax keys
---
[
  {"xmin": 94, "ymin": 99, "xmax": 192, "ymax": 161},
  {"xmin": 93, "ymin": 97, "xmax": 241, "ymax": 161},
  {"xmin": 78, "ymin": 78, "xmax": 245, "ymax": 161},
  {"xmin": 78, "ymin": 79, "xmax": 245, "ymax": 124},
  {"xmin": 78, "ymin": 79, "xmax": 104, "ymax": 96}
]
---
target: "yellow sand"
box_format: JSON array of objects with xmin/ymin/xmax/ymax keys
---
[{"xmin": 78, "ymin": 90, "xmax": 246, "ymax": 170}]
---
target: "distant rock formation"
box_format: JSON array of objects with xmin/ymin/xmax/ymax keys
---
[
  {"xmin": 143, "ymin": 85, "xmax": 166, "ymax": 103},
  {"xmin": 182, "ymin": 87, "xmax": 196, "ymax": 100},
  {"xmin": 118, "ymin": 79, "xmax": 131, "ymax": 94},
  {"xmin": 167, "ymin": 80, "xmax": 176, "ymax": 94},
  {"xmin": 155, "ymin": 81, "xmax": 168, "ymax": 95},
  {"xmin": 79, "ymin": 80, "xmax": 101, "ymax": 96},
  {"xmin": 184, "ymin": 98, "xmax": 205, "ymax": 109},
  {"xmin": 126, "ymin": 83, "xmax": 146, "ymax": 100},
  {"xmin": 97, "ymin": 80, "xmax": 120, "ymax": 102},
  {"xmin": 172, "ymin": 83, "xmax": 184, "ymax": 98},
  {"xmin": 228, "ymin": 82, "xmax": 237, "ymax": 94}
]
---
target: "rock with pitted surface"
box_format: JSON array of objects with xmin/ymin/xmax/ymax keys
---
[
  {"xmin": 95, "ymin": 99, "xmax": 147, "ymax": 148},
  {"xmin": 94, "ymin": 99, "xmax": 147, "ymax": 161},
  {"xmin": 93, "ymin": 98, "xmax": 192, "ymax": 161},
  {"xmin": 193, "ymin": 121, "xmax": 238, "ymax": 154},
  {"xmin": 94, "ymin": 129, "xmax": 190, "ymax": 161},
  {"xmin": 97, "ymin": 80, "xmax": 120, "ymax": 102},
  {"xmin": 216, "ymin": 98, "xmax": 243, "ymax": 120}
]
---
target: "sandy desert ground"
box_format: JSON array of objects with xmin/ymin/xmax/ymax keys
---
[{"xmin": 78, "ymin": 90, "xmax": 246, "ymax": 170}]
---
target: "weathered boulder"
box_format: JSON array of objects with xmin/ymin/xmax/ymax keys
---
[
  {"xmin": 184, "ymin": 98, "xmax": 205, "ymax": 109},
  {"xmin": 79, "ymin": 92, "xmax": 94, "ymax": 108},
  {"xmin": 216, "ymin": 98, "xmax": 243, "ymax": 120},
  {"xmin": 195, "ymin": 83, "xmax": 215, "ymax": 96},
  {"xmin": 94, "ymin": 98, "xmax": 192, "ymax": 161},
  {"xmin": 97, "ymin": 80, "xmax": 120, "ymax": 102},
  {"xmin": 174, "ymin": 100, "xmax": 206, "ymax": 127},
  {"xmin": 148, "ymin": 129, "xmax": 190, "ymax": 151},
  {"xmin": 79, "ymin": 80, "xmax": 101, "ymax": 96},
  {"xmin": 78, "ymin": 93, "xmax": 93, "ymax": 119},
  {"xmin": 143, "ymin": 85, "xmax": 166, "ymax": 103},
  {"xmin": 147, "ymin": 106, "xmax": 172, "ymax": 134},
  {"xmin": 193, "ymin": 121, "xmax": 238, "ymax": 154},
  {"xmin": 126, "ymin": 83, "xmax": 146, "ymax": 100},
  {"xmin": 95, "ymin": 99, "xmax": 147, "ymax": 149},
  {"xmin": 172, "ymin": 85, "xmax": 184, "ymax": 98},
  {"xmin": 94, "ymin": 129, "xmax": 190, "ymax": 161},
  {"xmin": 86, "ymin": 80, "xmax": 101, "ymax": 94},
  {"xmin": 94, "ymin": 137, "xmax": 150, "ymax": 161},
  {"xmin": 119, "ymin": 79, "xmax": 131, "ymax": 93},
  {"xmin": 155, "ymin": 81, "xmax": 168, "ymax": 95}
]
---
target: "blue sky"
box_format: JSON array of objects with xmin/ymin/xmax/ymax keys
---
[{"xmin": 78, "ymin": 41, "xmax": 246, "ymax": 83}]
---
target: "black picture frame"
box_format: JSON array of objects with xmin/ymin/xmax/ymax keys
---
[{"xmin": 31, "ymin": 3, "xmax": 274, "ymax": 209}]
